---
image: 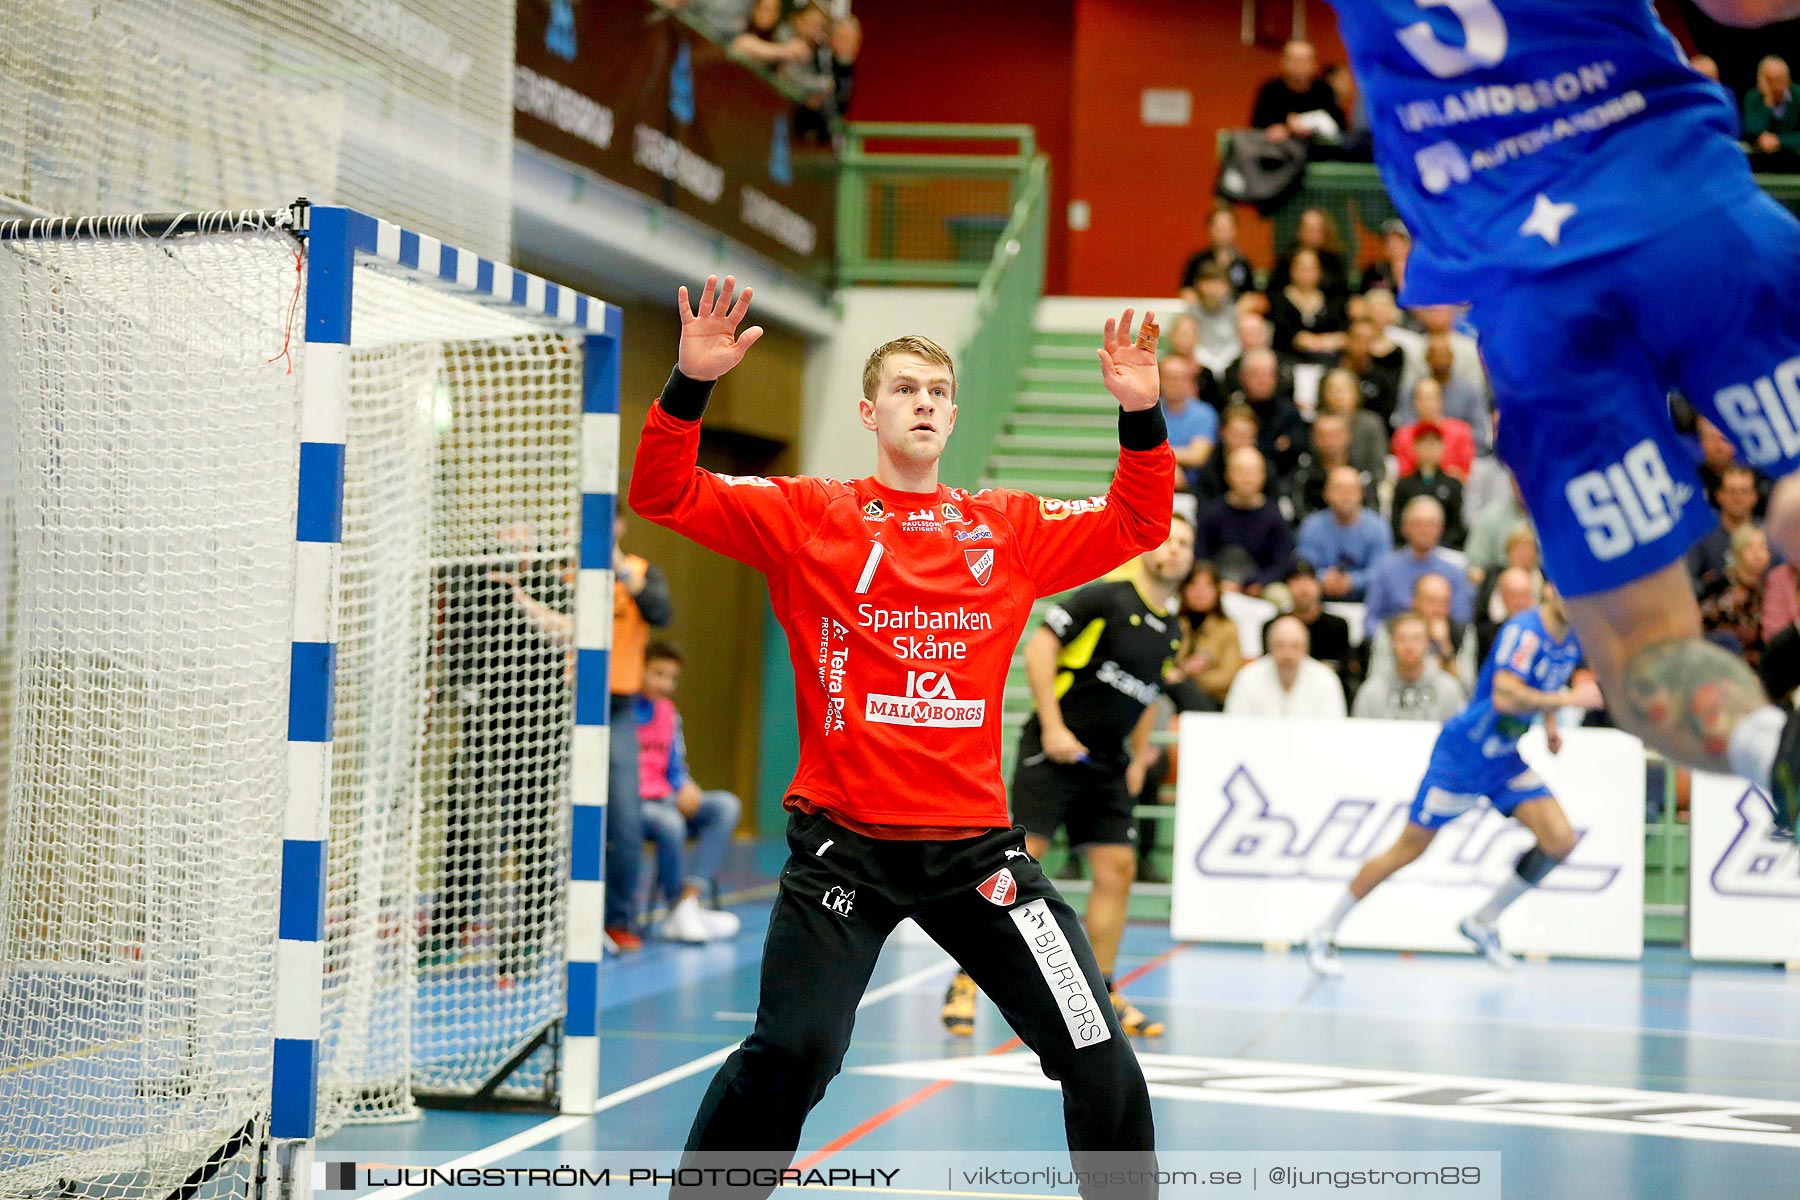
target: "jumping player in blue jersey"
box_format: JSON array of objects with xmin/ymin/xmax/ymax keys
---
[
  {"xmin": 1326, "ymin": 0, "xmax": 1800, "ymax": 839},
  {"xmin": 1307, "ymin": 584, "xmax": 1605, "ymax": 975}
]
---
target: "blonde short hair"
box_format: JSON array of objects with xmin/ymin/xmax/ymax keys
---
[{"xmin": 862, "ymin": 335, "xmax": 956, "ymax": 401}]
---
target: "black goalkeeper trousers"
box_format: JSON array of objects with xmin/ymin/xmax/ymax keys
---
[{"xmin": 676, "ymin": 810, "xmax": 1157, "ymax": 1200}]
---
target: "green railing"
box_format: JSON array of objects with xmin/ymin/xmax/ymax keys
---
[
  {"xmin": 942, "ymin": 154, "xmax": 1049, "ymax": 487},
  {"xmin": 837, "ymin": 123, "xmax": 1041, "ymax": 285},
  {"xmin": 835, "ymin": 122, "xmax": 1051, "ymax": 487}
]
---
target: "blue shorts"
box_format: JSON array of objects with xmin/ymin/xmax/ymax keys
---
[
  {"xmin": 1475, "ymin": 191, "xmax": 1800, "ymax": 598},
  {"xmin": 1407, "ymin": 742, "xmax": 1554, "ymax": 832}
]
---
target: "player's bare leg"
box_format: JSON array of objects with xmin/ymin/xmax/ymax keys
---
[
  {"xmin": 1082, "ymin": 843, "xmax": 1134, "ymax": 975},
  {"xmin": 1458, "ymin": 796, "xmax": 1579, "ymax": 972},
  {"xmin": 1563, "ymin": 561, "xmax": 1794, "ymax": 834},
  {"xmin": 1307, "ymin": 823, "xmax": 1439, "ymax": 977},
  {"xmin": 1082, "ymin": 842, "xmax": 1160, "ymax": 1036}
]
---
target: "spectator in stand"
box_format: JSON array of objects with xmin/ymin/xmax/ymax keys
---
[
  {"xmin": 1689, "ymin": 464, "xmax": 1762, "ymax": 584},
  {"xmin": 1228, "ymin": 348, "xmax": 1309, "ymax": 485},
  {"xmin": 1298, "ymin": 465, "xmax": 1391, "ymax": 603},
  {"xmin": 1164, "ymin": 560, "xmax": 1245, "ymax": 712},
  {"xmin": 1269, "ymin": 248, "xmax": 1349, "ymax": 363},
  {"xmin": 1764, "ymin": 557, "xmax": 1799, "ymax": 644},
  {"xmin": 1337, "ymin": 318, "xmax": 1401, "ymax": 422},
  {"xmin": 1264, "ymin": 559, "xmax": 1353, "ymax": 687},
  {"xmin": 1353, "ymin": 612, "xmax": 1465, "ymax": 721},
  {"xmin": 1163, "ymin": 311, "xmax": 1201, "ymax": 368},
  {"xmin": 1184, "ymin": 261, "xmax": 1242, "ymax": 376},
  {"xmin": 1367, "ymin": 571, "xmax": 1479, "ymax": 690},
  {"xmin": 1195, "ymin": 445, "xmax": 1295, "ymax": 594},
  {"xmin": 1322, "ymin": 62, "xmax": 1373, "ymax": 161},
  {"xmin": 1399, "ymin": 307, "xmax": 1484, "ymax": 403},
  {"xmin": 1180, "ymin": 207, "xmax": 1258, "ymax": 303},
  {"xmin": 827, "ymin": 16, "xmax": 861, "ymax": 110},
  {"xmin": 1366, "ymin": 495, "xmax": 1473, "ymax": 626},
  {"xmin": 1225, "ymin": 616, "xmax": 1348, "ymax": 717},
  {"xmin": 1364, "ymin": 286, "xmax": 1423, "ymax": 377},
  {"xmin": 1267, "ymin": 208, "xmax": 1352, "ymax": 302},
  {"xmin": 1390, "ymin": 427, "xmax": 1467, "ymax": 549},
  {"xmin": 1690, "ymin": 53, "xmax": 1721, "ymax": 82},
  {"xmin": 1393, "ymin": 378, "xmax": 1476, "ymax": 480},
  {"xmin": 1695, "ymin": 418, "xmax": 1769, "ymax": 515},
  {"xmin": 1159, "ymin": 355, "xmax": 1218, "ymax": 493},
  {"xmin": 1463, "ymin": 478, "xmax": 1530, "ymax": 585},
  {"xmin": 1760, "ymin": 568, "xmax": 1800, "ymax": 704},
  {"xmin": 1218, "ymin": 311, "xmax": 1283, "ymax": 398},
  {"xmin": 604, "ymin": 517, "xmax": 674, "ymax": 949},
  {"xmin": 726, "ymin": 0, "xmax": 812, "ymax": 65},
  {"xmin": 1290, "ymin": 411, "xmax": 1375, "ymax": 518},
  {"xmin": 1700, "ymin": 525, "xmax": 1773, "ymax": 670},
  {"xmin": 1317, "ymin": 367, "xmax": 1390, "ymax": 494},
  {"xmin": 1194, "ymin": 403, "xmax": 1259, "ymax": 504},
  {"xmin": 1420, "ymin": 335, "xmax": 1492, "ymax": 451},
  {"xmin": 1359, "ymin": 220, "xmax": 1410, "ymax": 296},
  {"xmin": 1252, "ymin": 41, "xmax": 1346, "ymax": 148},
  {"xmin": 778, "ymin": 3, "xmax": 839, "ymax": 140},
  {"xmin": 636, "ymin": 643, "xmax": 744, "ymax": 943},
  {"xmin": 1745, "ymin": 55, "xmax": 1800, "ymax": 172},
  {"xmin": 1476, "ymin": 563, "xmax": 1541, "ymax": 663}
]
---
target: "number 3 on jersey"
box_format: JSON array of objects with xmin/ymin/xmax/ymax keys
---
[{"xmin": 1397, "ymin": 0, "xmax": 1508, "ymax": 79}]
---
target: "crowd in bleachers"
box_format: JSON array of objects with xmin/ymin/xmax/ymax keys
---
[
  {"xmin": 1135, "ymin": 39, "xmax": 1800, "ymax": 750},
  {"xmin": 656, "ymin": 0, "xmax": 860, "ymax": 141},
  {"xmin": 1152, "ymin": 179, "xmax": 1793, "ymax": 757}
]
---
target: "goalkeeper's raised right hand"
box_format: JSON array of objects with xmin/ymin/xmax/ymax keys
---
[{"xmin": 677, "ymin": 274, "xmax": 764, "ymax": 382}]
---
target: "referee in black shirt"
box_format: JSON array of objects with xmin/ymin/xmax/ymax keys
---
[{"xmin": 942, "ymin": 515, "xmax": 1194, "ymax": 1038}]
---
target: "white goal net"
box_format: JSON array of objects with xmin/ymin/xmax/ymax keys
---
[{"xmin": 0, "ymin": 217, "xmax": 590, "ymax": 1195}]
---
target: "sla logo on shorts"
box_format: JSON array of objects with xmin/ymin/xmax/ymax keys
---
[
  {"xmin": 976, "ymin": 868, "xmax": 1016, "ymax": 907},
  {"xmin": 1714, "ymin": 356, "xmax": 1800, "ymax": 471},
  {"xmin": 1565, "ymin": 439, "xmax": 1691, "ymax": 563},
  {"xmin": 965, "ymin": 548, "xmax": 994, "ymax": 587},
  {"xmin": 822, "ymin": 886, "xmax": 856, "ymax": 916},
  {"xmin": 865, "ymin": 671, "xmax": 986, "ymax": 728},
  {"xmin": 1008, "ymin": 899, "xmax": 1109, "ymax": 1046}
]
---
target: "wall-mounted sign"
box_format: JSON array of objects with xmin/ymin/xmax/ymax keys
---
[{"xmin": 516, "ymin": 0, "xmax": 837, "ymax": 280}]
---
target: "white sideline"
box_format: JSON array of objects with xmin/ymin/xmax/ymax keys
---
[{"xmin": 360, "ymin": 958, "xmax": 958, "ymax": 1200}]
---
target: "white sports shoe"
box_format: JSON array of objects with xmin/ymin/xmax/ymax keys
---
[
  {"xmin": 659, "ymin": 895, "xmax": 715, "ymax": 943},
  {"xmin": 699, "ymin": 906, "xmax": 741, "ymax": 939},
  {"xmin": 1305, "ymin": 929, "xmax": 1343, "ymax": 978},
  {"xmin": 1458, "ymin": 916, "xmax": 1518, "ymax": 972}
]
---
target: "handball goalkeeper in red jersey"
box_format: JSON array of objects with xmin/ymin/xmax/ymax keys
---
[{"xmin": 630, "ymin": 276, "xmax": 1175, "ymax": 1198}]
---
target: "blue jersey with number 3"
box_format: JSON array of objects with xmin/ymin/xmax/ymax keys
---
[{"xmin": 1327, "ymin": 0, "xmax": 1761, "ymax": 304}]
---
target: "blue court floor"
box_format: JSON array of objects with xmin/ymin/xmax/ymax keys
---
[{"xmin": 322, "ymin": 840, "xmax": 1800, "ymax": 1200}]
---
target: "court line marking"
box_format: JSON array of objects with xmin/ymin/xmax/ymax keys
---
[
  {"xmin": 1117, "ymin": 992, "xmax": 1800, "ymax": 1047},
  {"xmin": 360, "ymin": 958, "xmax": 959, "ymax": 1200},
  {"xmin": 855, "ymin": 1051, "xmax": 1800, "ymax": 1150},
  {"xmin": 794, "ymin": 944, "xmax": 1188, "ymax": 1170}
]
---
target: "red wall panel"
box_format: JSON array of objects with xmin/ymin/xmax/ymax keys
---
[
  {"xmin": 851, "ymin": 0, "xmax": 1077, "ymax": 293},
  {"xmin": 853, "ymin": 0, "xmax": 1347, "ymax": 296}
]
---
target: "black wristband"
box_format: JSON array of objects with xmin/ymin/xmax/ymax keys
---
[
  {"xmin": 660, "ymin": 366, "xmax": 716, "ymax": 421},
  {"xmin": 1118, "ymin": 405, "xmax": 1168, "ymax": 451}
]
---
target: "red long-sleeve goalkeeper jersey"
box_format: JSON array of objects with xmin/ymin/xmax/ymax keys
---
[{"xmin": 629, "ymin": 391, "xmax": 1174, "ymax": 830}]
